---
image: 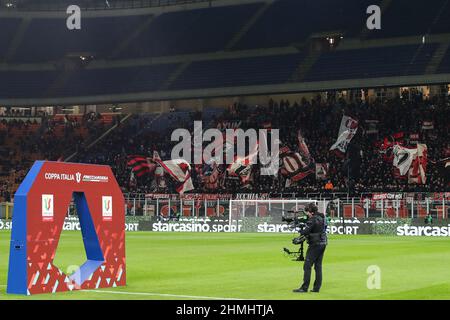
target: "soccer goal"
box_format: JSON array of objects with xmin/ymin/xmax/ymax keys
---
[{"xmin": 228, "ymin": 199, "xmax": 323, "ymax": 232}]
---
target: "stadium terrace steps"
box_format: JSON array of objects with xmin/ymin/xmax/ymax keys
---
[
  {"xmin": 437, "ymin": 46, "xmax": 450, "ymax": 74},
  {"xmin": 290, "ymin": 49, "xmax": 321, "ymax": 83},
  {"xmin": 366, "ymin": 0, "xmax": 449, "ymax": 39},
  {"xmin": 403, "ymin": 43, "xmax": 439, "ymax": 76},
  {"xmin": 425, "ymin": 42, "xmax": 450, "ymax": 74},
  {"xmin": 224, "ymin": 1, "xmax": 273, "ymax": 51},
  {"xmin": 116, "ymin": 3, "xmax": 263, "ymax": 59},
  {"xmin": 0, "ymin": 18, "xmax": 22, "ymax": 61},
  {"xmin": 233, "ymin": 0, "xmax": 381, "ymax": 50},
  {"xmin": 109, "ymin": 15, "xmax": 155, "ymax": 59},
  {"xmin": 430, "ymin": 0, "xmax": 450, "ymax": 34},
  {"xmin": 11, "ymin": 15, "xmax": 151, "ymax": 63},
  {"xmin": 159, "ymin": 61, "xmax": 193, "ymax": 91},
  {"xmin": 304, "ymin": 44, "xmax": 438, "ymax": 82},
  {"xmin": 169, "ymin": 53, "xmax": 306, "ymax": 90},
  {"xmin": 4, "ymin": 17, "xmax": 31, "ymax": 62},
  {"xmin": 1, "ymin": 0, "xmax": 449, "ymax": 64}
]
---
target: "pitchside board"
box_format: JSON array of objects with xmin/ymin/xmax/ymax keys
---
[{"xmin": 7, "ymin": 161, "xmax": 126, "ymax": 295}]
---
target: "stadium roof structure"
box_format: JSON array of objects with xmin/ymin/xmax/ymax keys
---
[{"xmin": 0, "ymin": 0, "xmax": 217, "ymax": 11}]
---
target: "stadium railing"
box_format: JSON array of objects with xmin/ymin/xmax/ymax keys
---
[
  {"xmin": 120, "ymin": 196, "xmax": 450, "ymax": 220},
  {"xmin": 1, "ymin": 194, "xmax": 448, "ymax": 220}
]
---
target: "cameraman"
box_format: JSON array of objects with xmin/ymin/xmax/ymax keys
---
[{"xmin": 293, "ymin": 203, "xmax": 327, "ymax": 293}]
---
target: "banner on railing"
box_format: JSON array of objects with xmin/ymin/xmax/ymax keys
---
[{"xmin": 2, "ymin": 217, "xmax": 450, "ymax": 236}]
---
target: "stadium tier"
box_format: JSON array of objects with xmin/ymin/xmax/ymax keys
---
[
  {"xmin": 1, "ymin": 0, "xmax": 449, "ymax": 62},
  {"xmin": 1, "ymin": 44, "xmax": 448, "ymax": 98},
  {"xmin": 367, "ymin": 0, "xmax": 450, "ymax": 39},
  {"xmin": 304, "ymin": 44, "xmax": 439, "ymax": 82},
  {"xmin": 0, "ymin": 0, "xmax": 449, "ymax": 104},
  {"xmin": 11, "ymin": 15, "xmax": 151, "ymax": 63},
  {"xmin": 232, "ymin": 0, "xmax": 381, "ymax": 50},
  {"xmin": 170, "ymin": 53, "xmax": 305, "ymax": 90},
  {"xmin": 117, "ymin": 2, "xmax": 263, "ymax": 58},
  {"xmin": 2, "ymin": 94, "xmax": 448, "ymax": 202},
  {"xmin": 438, "ymin": 46, "xmax": 450, "ymax": 74}
]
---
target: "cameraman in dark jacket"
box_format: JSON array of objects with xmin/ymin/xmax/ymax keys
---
[{"xmin": 293, "ymin": 203, "xmax": 327, "ymax": 293}]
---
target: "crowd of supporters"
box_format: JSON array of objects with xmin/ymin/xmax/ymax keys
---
[
  {"xmin": 0, "ymin": 112, "xmax": 110, "ymax": 200},
  {"xmin": 0, "ymin": 95, "xmax": 448, "ymax": 200},
  {"xmin": 75, "ymin": 94, "xmax": 449, "ymax": 196}
]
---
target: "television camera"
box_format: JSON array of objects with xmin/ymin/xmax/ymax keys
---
[{"xmin": 282, "ymin": 209, "xmax": 309, "ymax": 262}]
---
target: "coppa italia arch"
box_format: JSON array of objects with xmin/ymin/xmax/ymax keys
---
[{"xmin": 7, "ymin": 161, "xmax": 126, "ymax": 295}]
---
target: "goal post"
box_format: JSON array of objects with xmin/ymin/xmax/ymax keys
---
[{"xmin": 228, "ymin": 199, "xmax": 325, "ymax": 232}]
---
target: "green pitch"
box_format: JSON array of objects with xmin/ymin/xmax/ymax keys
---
[{"xmin": 1, "ymin": 230, "xmax": 450, "ymax": 300}]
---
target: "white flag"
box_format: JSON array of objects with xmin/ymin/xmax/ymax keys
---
[
  {"xmin": 393, "ymin": 145, "xmax": 416, "ymax": 176},
  {"xmin": 155, "ymin": 158, "xmax": 194, "ymax": 194},
  {"xmin": 330, "ymin": 115, "xmax": 358, "ymax": 155}
]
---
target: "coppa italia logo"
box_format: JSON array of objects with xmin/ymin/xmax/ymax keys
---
[
  {"xmin": 102, "ymin": 196, "xmax": 112, "ymax": 221},
  {"xmin": 44, "ymin": 172, "xmax": 108, "ymax": 183},
  {"xmin": 41, "ymin": 194, "xmax": 54, "ymax": 221}
]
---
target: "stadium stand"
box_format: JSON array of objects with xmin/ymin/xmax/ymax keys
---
[
  {"xmin": 118, "ymin": 2, "xmax": 263, "ymax": 58},
  {"xmin": 1, "ymin": 0, "xmax": 449, "ymax": 104},
  {"xmin": 0, "ymin": 0, "xmax": 448, "ymax": 201},
  {"xmin": 0, "ymin": 112, "xmax": 121, "ymax": 199},
  {"xmin": 304, "ymin": 44, "xmax": 438, "ymax": 82},
  {"xmin": 367, "ymin": 0, "xmax": 450, "ymax": 39},
  {"xmin": 11, "ymin": 15, "xmax": 151, "ymax": 63},
  {"xmin": 232, "ymin": 0, "xmax": 380, "ymax": 50},
  {"xmin": 0, "ymin": 18, "xmax": 21, "ymax": 59},
  {"xmin": 170, "ymin": 53, "xmax": 305, "ymax": 90},
  {"xmin": 438, "ymin": 47, "xmax": 450, "ymax": 74},
  {"xmin": 51, "ymin": 95, "xmax": 447, "ymax": 196}
]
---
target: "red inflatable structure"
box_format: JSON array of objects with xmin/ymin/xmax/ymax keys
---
[{"xmin": 7, "ymin": 161, "xmax": 126, "ymax": 295}]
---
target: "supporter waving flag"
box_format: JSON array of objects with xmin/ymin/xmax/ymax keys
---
[
  {"xmin": 227, "ymin": 141, "xmax": 258, "ymax": 186},
  {"xmin": 280, "ymin": 145, "xmax": 314, "ymax": 187},
  {"xmin": 330, "ymin": 115, "xmax": 358, "ymax": 156},
  {"xmin": 378, "ymin": 132, "xmax": 405, "ymax": 162},
  {"xmin": 408, "ymin": 144, "xmax": 428, "ymax": 184},
  {"xmin": 127, "ymin": 155, "xmax": 156, "ymax": 177},
  {"xmin": 392, "ymin": 145, "xmax": 417, "ymax": 176},
  {"xmin": 200, "ymin": 161, "xmax": 221, "ymax": 190},
  {"xmin": 154, "ymin": 158, "xmax": 194, "ymax": 194}
]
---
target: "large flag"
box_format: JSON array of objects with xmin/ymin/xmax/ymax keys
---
[
  {"xmin": 408, "ymin": 144, "xmax": 428, "ymax": 184},
  {"xmin": 330, "ymin": 115, "xmax": 358, "ymax": 156},
  {"xmin": 392, "ymin": 145, "xmax": 417, "ymax": 176},
  {"xmin": 297, "ymin": 130, "xmax": 313, "ymax": 164},
  {"xmin": 280, "ymin": 145, "xmax": 314, "ymax": 186},
  {"xmin": 227, "ymin": 142, "xmax": 258, "ymax": 186},
  {"xmin": 199, "ymin": 162, "xmax": 221, "ymax": 190},
  {"xmin": 127, "ymin": 155, "xmax": 156, "ymax": 177},
  {"xmin": 152, "ymin": 151, "xmax": 167, "ymax": 189},
  {"xmin": 154, "ymin": 158, "xmax": 194, "ymax": 194},
  {"xmin": 378, "ymin": 132, "xmax": 405, "ymax": 162}
]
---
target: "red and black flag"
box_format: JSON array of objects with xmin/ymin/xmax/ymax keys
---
[
  {"xmin": 127, "ymin": 155, "xmax": 156, "ymax": 177},
  {"xmin": 280, "ymin": 145, "xmax": 314, "ymax": 186}
]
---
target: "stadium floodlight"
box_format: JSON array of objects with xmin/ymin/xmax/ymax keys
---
[{"xmin": 5, "ymin": 2, "xmax": 15, "ymax": 8}]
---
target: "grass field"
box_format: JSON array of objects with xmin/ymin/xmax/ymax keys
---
[{"xmin": 1, "ymin": 230, "xmax": 450, "ymax": 300}]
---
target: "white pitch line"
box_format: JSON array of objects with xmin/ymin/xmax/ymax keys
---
[{"xmin": 81, "ymin": 289, "xmax": 247, "ymax": 300}]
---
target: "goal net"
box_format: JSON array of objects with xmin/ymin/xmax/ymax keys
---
[{"xmin": 228, "ymin": 199, "xmax": 324, "ymax": 232}]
